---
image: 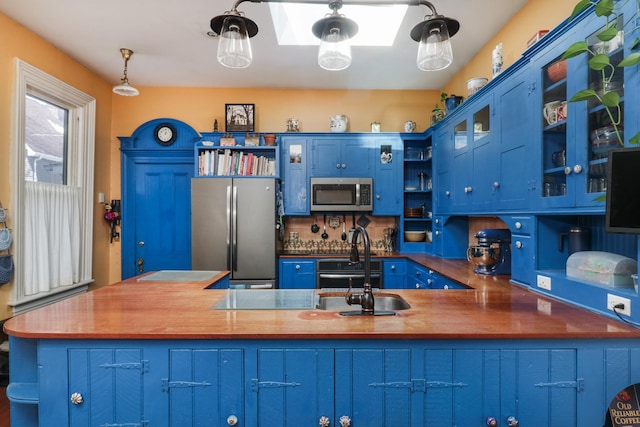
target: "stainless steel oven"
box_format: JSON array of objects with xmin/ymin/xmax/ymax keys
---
[{"xmin": 316, "ymin": 258, "xmax": 383, "ymax": 290}]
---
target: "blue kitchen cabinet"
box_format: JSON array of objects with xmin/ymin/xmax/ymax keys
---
[
  {"xmin": 405, "ymin": 260, "xmax": 466, "ymax": 289},
  {"xmin": 12, "ymin": 336, "xmax": 640, "ymax": 426},
  {"xmin": 532, "ymin": 6, "xmax": 634, "ymax": 212},
  {"xmin": 165, "ymin": 348, "xmax": 244, "ymax": 426},
  {"xmin": 501, "ymin": 215, "xmax": 536, "ymax": 287},
  {"xmin": 434, "ymin": 125, "xmax": 452, "ymax": 215},
  {"xmin": 251, "ymin": 348, "xmax": 335, "ymax": 425},
  {"xmin": 400, "ymin": 133, "xmax": 433, "ymax": 252},
  {"xmin": 372, "ymin": 136, "xmax": 403, "ymax": 215},
  {"xmin": 311, "ymin": 137, "xmax": 372, "ymax": 177},
  {"xmin": 494, "ymin": 65, "xmax": 535, "ymax": 211},
  {"xmin": 448, "ymin": 95, "xmax": 497, "ymax": 214},
  {"xmin": 423, "ymin": 347, "xmax": 580, "ymax": 426},
  {"xmin": 432, "ymin": 216, "xmax": 469, "ymax": 259},
  {"xmin": 279, "ymin": 258, "xmax": 316, "ymax": 289},
  {"xmin": 382, "ymin": 258, "xmax": 406, "ymax": 289},
  {"xmin": 280, "ymin": 136, "xmax": 309, "ymax": 215}
]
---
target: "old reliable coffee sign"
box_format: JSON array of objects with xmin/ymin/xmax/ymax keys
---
[{"xmin": 610, "ymin": 385, "xmax": 640, "ymax": 427}]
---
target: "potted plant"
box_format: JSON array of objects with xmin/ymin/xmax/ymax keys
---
[
  {"xmin": 431, "ymin": 92, "xmax": 448, "ymax": 125},
  {"xmin": 561, "ymin": 0, "xmax": 640, "ymax": 146}
]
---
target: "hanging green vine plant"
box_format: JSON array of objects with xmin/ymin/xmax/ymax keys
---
[{"xmin": 561, "ymin": 0, "xmax": 640, "ymax": 146}]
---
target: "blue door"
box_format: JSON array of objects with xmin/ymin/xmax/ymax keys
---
[
  {"xmin": 120, "ymin": 119, "xmax": 199, "ymax": 279},
  {"xmin": 132, "ymin": 162, "xmax": 192, "ymax": 277}
]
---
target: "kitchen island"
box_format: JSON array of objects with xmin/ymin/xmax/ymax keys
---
[{"xmin": 5, "ymin": 256, "xmax": 640, "ymax": 426}]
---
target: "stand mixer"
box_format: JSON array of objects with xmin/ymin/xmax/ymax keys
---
[{"xmin": 467, "ymin": 229, "xmax": 512, "ymax": 275}]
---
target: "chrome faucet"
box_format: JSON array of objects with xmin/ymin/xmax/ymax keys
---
[{"xmin": 345, "ymin": 225, "xmax": 374, "ymax": 314}]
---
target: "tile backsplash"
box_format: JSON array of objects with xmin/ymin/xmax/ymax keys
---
[{"xmin": 283, "ymin": 215, "xmax": 398, "ymax": 253}]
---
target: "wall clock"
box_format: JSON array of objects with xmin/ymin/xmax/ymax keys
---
[{"xmin": 153, "ymin": 123, "xmax": 177, "ymax": 146}]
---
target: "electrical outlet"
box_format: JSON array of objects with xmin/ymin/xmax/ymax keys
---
[
  {"xmin": 607, "ymin": 294, "xmax": 631, "ymax": 316},
  {"xmin": 537, "ymin": 275, "xmax": 551, "ymax": 291}
]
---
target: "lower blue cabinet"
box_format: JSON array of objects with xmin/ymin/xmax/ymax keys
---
[
  {"xmin": 16, "ymin": 338, "xmax": 640, "ymax": 426},
  {"xmin": 382, "ymin": 258, "xmax": 406, "ymax": 289},
  {"xmin": 279, "ymin": 258, "xmax": 316, "ymax": 289}
]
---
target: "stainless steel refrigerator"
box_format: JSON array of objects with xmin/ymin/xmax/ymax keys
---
[{"xmin": 191, "ymin": 178, "xmax": 279, "ymax": 287}]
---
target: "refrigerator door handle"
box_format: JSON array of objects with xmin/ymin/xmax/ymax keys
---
[
  {"xmin": 226, "ymin": 185, "xmax": 232, "ymax": 271},
  {"xmin": 232, "ymin": 185, "xmax": 238, "ymax": 272}
]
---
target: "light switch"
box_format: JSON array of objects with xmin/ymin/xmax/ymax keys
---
[{"xmin": 98, "ymin": 192, "xmax": 105, "ymax": 203}]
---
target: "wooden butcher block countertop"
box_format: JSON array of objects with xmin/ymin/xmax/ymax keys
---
[{"xmin": 5, "ymin": 256, "xmax": 640, "ymax": 340}]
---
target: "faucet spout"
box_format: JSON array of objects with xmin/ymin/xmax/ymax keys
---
[{"xmin": 345, "ymin": 225, "xmax": 374, "ymax": 314}]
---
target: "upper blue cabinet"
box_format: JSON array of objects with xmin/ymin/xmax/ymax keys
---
[
  {"xmin": 310, "ymin": 136, "xmax": 372, "ymax": 177},
  {"xmin": 433, "ymin": 0, "xmax": 639, "ymax": 216}
]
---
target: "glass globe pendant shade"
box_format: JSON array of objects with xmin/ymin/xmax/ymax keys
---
[
  {"xmin": 416, "ymin": 19, "xmax": 453, "ymax": 71},
  {"xmin": 217, "ymin": 16, "xmax": 253, "ymax": 69},
  {"xmin": 113, "ymin": 81, "xmax": 139, "ymax": 96},
  {"xmin": 318, "ymin": 22, "xmax": 352, "ymax": 71}
]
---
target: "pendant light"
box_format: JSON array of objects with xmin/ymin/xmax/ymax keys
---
[
  {"xmin": 311, "ymin": 1, "xmax": 358, "ymax": 71},
  {"xmin": 113, "ymin": 48, "xmax": 139, "ymax": 96},
  {"xmin": 211, "ymin": 9, "xmax": 259, "ymax": 69},
  {"xmin": 410, "ymin": 10, "xmax": 460, "ymax": 72}
]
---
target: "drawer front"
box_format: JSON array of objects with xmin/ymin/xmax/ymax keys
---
[{"xmin": 501, "ymin": 215, "xmax": 535, "ymax": 236}]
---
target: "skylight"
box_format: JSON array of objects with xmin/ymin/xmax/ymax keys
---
[{"xmin": 269, "ymin": 3, "xmax": 409, "ymax": 46}]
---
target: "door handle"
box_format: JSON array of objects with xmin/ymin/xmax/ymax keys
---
[{"xmin": 137, "ymin": 257, "xmax": 144, "ymax": 273}]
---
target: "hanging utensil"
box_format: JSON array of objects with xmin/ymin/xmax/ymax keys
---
[
  {"xmin": 311, "ymin": 216, "xmax": 319, "ymax": 233},
  {"xmin": 341, "ymin": 214, "xmax": 347, "ymax": 241},
  {"xmin": 322, "ymin": 214, "xmax": 328, "ymax": 239}
]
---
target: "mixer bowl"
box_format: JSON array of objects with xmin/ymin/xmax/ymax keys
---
[{"xmin": 467, "ymin": 245, "xmax": 502, "ymax": 272}]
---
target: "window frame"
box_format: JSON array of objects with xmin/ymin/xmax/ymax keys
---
[{"xmin": 9, "ymin": 58, "xmax": 96, "ymax": 314}]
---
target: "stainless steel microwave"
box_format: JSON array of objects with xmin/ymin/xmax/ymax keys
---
[{"xmin": 310, "ymin": 177, "xmax": 373, "ymax": 212}]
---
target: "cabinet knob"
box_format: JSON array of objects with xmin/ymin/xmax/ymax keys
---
[
  {"xmin": 138, "ymin": 241, "xmax": 145, "ymax": 247},
  {"xmin": 445, "ymin": 190, "xmax": 451, "ymax": 196},
  {"xmin": 336, "ymin": 164, "xmax": 341, "ymax": 169},
  {"xmin": 341, "ymin": 164, "xmax": 347, "ymax": 169},
  {"xmin": 435, "ymin": 230, "xmax": 440, "ymax": 236},
  {"xmin": 319, "ymin": 416, "xmax": 330, "ymax": 427},
  {"xmin": 391, "ymin": 265, "xmax": 396, "ymax": 271},
  {"xmin": 70, "ymin": 392, "xmax": 83, "ymax": 405},
  {"xmin": 415, "ymin": 271, "xmax": 421, "ymax": 277},
  {"xmin": 515, "ymin": 241, "xmax": 523, "ymax": 249},
  {"xmin": 428, "ymin": 270, "xmax": 434, "ymax": 274},
  {"xmin": 444, "ymin": 284, "xmax": 450, "ymax": 289},
  {"xmin": 339, "ymin": 415, "xmax": 352, "ymax": 426},
  {"xmin": 295, "ymin": 264, "xmax": 301, "ymax": 270},
  {"xmin": 515, "ymin": 221, "xmax": 522, "ymax": 229},
  {"xmin": 486, "ymin": 416, "xmax": 497, "ymax": 426},
  {"xmin": 573, "ymin": 164, "xmax": 583, "ymax": 174},
  {"xmin": 435, "ymin": 218, "xmax": 440, "ymax": 224},
  {"xmin": 507, "ymin": 415, "xmax": 519, "ymax": 426},
  {"xmin": 464, "ymin": 186, "xmax": 473, "ymax": 193},
  {"xmin": 376, "ymin": 194, "xmax": 381, "ymax": 200},
  {"xmin": 227, "ymin": 415, "xmax": 238, "ymax": 425},
  {"xmin": 427, "ymin": 279, "xmax": 433, "ymax": 285},
  {"xmin": 415, "ymin": 283, "xmax": 421, "ymax": 289},
  {"xmin": 564, "ymin": 166, "xmax": 572, "ymax": 175}
]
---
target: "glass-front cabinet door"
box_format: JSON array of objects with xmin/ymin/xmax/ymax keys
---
[
  {"xmin": 539, "ymin": 50, "xmax": 570, "ymax": 208},
  {"xmin": 537, "ymin": 12, "xmax": 626, "ymax": 210},
  {"xmin": 576, "ymin": 13, "xmax": 625, "ymax": 206}
]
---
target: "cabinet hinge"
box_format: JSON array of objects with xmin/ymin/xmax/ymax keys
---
[
  {"xmin": 99, "ymin": 421, "xmax": 148, "ymax": 427},
  {"xmin": 250, "ymin": 379, "xmax": 301, "ymax": 392},
  {"xmin": 161, "ymin": 379, "xmax": 212, "ymax": 391},
  {"xmin": 99, "ymin": 360, "xmax": 149, "ymax": 373},
  {"xmin": 534, "ymin": 378, "xmax": 584, "ymax": 392},
  {"xmin": 368, "ymin": 379, "xmax": 465, "ymax": 392}
]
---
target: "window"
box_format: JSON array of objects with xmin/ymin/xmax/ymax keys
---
[{"xmin": 10, "ymin": 59, "xmax": 96, "ymax": 314}]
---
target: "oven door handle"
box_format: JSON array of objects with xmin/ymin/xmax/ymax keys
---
[{"xmin": 318, "ymin": 273, "xmax": 381, "ymax": 280}]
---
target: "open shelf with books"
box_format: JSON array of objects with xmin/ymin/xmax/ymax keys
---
[{"xmin": 194, "ymin": 134, "xmax": 279, "ymax": 178}]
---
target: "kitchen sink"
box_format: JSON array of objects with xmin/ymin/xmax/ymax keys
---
[{"xmin": 316, "ymin": 293, "xmax": 410, "ymax": 312}]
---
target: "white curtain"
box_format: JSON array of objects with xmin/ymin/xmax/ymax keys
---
[{"xmin": 23, "ymin": 181, "xmax": 80, "ymax": 296}]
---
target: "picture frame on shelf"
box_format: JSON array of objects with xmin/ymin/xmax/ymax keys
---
[{"xmin": 225, "ymin": 103, "xmax": 255, "ymax": 132}]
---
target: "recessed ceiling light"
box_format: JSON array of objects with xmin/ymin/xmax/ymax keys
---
[{"xmin": 269, "ymin": 3, "xmax": 408, "ymax": 47}]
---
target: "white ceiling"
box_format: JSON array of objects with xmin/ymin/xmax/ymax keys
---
[{"xmin": 0, "ymin": 0, "xmax": 528, "ymax": 90}]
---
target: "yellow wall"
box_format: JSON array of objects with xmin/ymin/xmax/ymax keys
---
[
  {"xmin": 443, "ymin": 0, "xmax": 576, "ymax": 98},
  {"xmin": 1, "ymin": 0, "xmax": 575, "ymax": 320},
  {"xmin": 0, "ymin": 13, "xmax": 114, "ymax": 320}
]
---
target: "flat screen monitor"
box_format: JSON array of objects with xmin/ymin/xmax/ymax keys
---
[{"xmin": 605, "ymin": 147, "xmax": 640, "ymax": 234}]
